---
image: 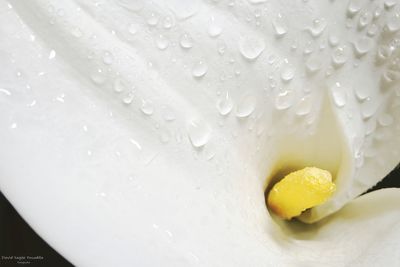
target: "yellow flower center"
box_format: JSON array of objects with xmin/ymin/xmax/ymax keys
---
[{"xmin": 267, "ymin": 167, "xmax": 336, "ymax": 220}]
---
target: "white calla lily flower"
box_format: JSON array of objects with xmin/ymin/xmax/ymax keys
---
[{"xmin": 0, "ymin": 0, "xmax": 400, "ymax": 266}]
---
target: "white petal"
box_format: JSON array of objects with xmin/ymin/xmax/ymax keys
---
[{"xmin": 0, "ymin": 0, "xmax": 399, "ymax": 266}]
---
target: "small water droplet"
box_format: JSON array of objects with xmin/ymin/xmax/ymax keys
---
[
  {"xmin": 378, "ymin": 113, "xmax": 394, "ymax": 126},
  {"xmin": 71, "ymin": 27, "xmax": 83, "ymax": 38},
  {"xmin": 147, "ymin": 13, "xmax": 159, "ymax": 26},
  {"xmin": 331, "ymin": 82, "xmax": 347, "ymax": 108},
  {"xmin": 155, "ymin": 34, "xmax": 169, "ymax": 50},
  {"xmin": 236, "ymin": 95, "xmax": 256, "ymax": 118},
  {"xmin": 208, "ymin": 17, "xmax": 223, "ymax": 37},
  {"xmin": 49, "ymin": 49, "xmax": 56, "ymax": 60},
  {"xmin": 358, "ymin": 11, "xmax": 372, "ymax": 29},
  {"xmin": 385, "ymin": 14, "xmax": 400, "ymax": 33},
  {"xmin": 162, "ymin": 106, "xmax": 176, "ymax": 121},
  {"xmin": 216, "ymin": 92, "xmax": 234, "ymax": 115},
  {"xmin": 280, "ymin": 65, "xmax": 295, "ymax": 82},
  {"xmin": 90, "ymin": 69, "xmax": 107, "ymax": 85},
  {"xmin": 128, "ymin": 24, "xmax": 138, "ymax": 35},
  {"xmin": 275, "ymin": 90, "xmax": 295, "ymax": 110},
  {"xmin": 328, "ymin": 34, "xmax": 339, "ymax": 47},
  {"xmin": 162, "ymin": 16, "xmax": 174, "ymax": 29},
  {"xmin": 352, "ymin": 36, "xmax": 372, "ymax": 57},
  {"xmin": 295, "ymin": 96, "xmax": 312, "ymax": 116},
  {"xmin": 331, "ymin": 46, "xmax": 348, "ymax": 67},
  {"xmin": 192, "ymin": 61, "xmax": 208, "ymax": 78},
  {"xmin": 187, "ymin": 119, "xmax": 211, "ymax": 148},
  {"xmin": 122, "ymin": 91, "xmax": 135, "ymax": 104},
  {"xmin": 180, "ymin": 33, "xmax": 194, "ymax": 49},
  {"xmin": 140, "ymin": 99, "xmax": 154, "ymax": 115},
  {"xmin": 347, "ymin": 0, "xmax": 362, "ymax": 17},
  {"xmin": 272, "ymin": 14, "xmax": 288, "ymax": 37},
  {"xmin": 367, "ymin": 24, "xmax": 378, "ymax": 37},
  {"xmin": 307, "ymin": 18, "xmax": 327, "ymax": 38},
  {"xmin": 376, "ymin": 45, "xmax": 392, "ymax": 64},
  {"xmin": 238, "ymin": 35, "xmax": 265, "ymax": 60},
  {"xmin": 272, "ymin": 14, "xmax": 288, "ymax": 38},
  {"xmin": 305, "ymin": 56, "xmax": 322, "ymax": 74},
  {"xmin": 354, "ymin": 86, "xmax": 369, "ymax": 101},
  {"xmin": 113, "ymin": 78, "xmax": 128, "ymax": 93},
  {"xmin": 361, "ymin": 98, "xmax": 378, "ymax": 119},
  {"xmin": 102, "ymin": 51, "xmax": 114, "ymax": 65}
]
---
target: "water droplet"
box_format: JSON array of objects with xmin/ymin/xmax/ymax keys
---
[
  {"xmin": 49, "ymin": 49, "xmax": 56, "ymax": 60},
  {"xmin": 162, "ymin": 16, "xmax": 174, "ymax": 29},
  {"xmin": 238, "ymin": 35, "xmax": 265, "ymax": 60},
  {"xmin": 378, "ymin": 113, "xmax": 394, "ymax": 126},
  {"xmin": 113, "ymin": 78, "xmax": 128, "ymax": 93},
  {"xmin": 384, "ymin": 0, "xmax": 397, "ymax": 9},
  {"xmin": 0, "ymin": 88, "xmax": 11, "ymax": 96},
  {"xmin": 187, "ymin": 119, "xmax": 211, "ymax": 148},
  {"xmin": 275, "ymin": 90, "xmax": 295, "ymax": 110},
  {"xmin": 217, "ymin": 41, "xmax": 227, "ymax": 55},
  {"xmin": 71, "ymin": 27, "xmax": 83, "ymax": 38},
  {"xmin": 367, "ymin": 24, "xmax": 378, "ymax": 37},
  {"xmin": 307, "ymin": 18, "xmax": 327, "ymax": 38},
  {"xmin": 216, "ymin": 92, "xmax": 234, "ymax": 115},
  {"xmin": 358, "ymin": 11, "xmax": 372, "ymax": 29},
  {"xmin": 236, "ymin": 95, "xmax": 256, "ymax": 118},
  {"xmin": 354, "ymin": 86, "xmax": 369, "ymax": 101},
  {"xmin": 352, "ymin": 36, "xmax": 372, "ymax": 57},
  {"xmin": 162, "ymin": 106, "xmax": 176, "ymax": 121},
  {"xmin": 331, "ymin": 82, "xmax": 347, "ymax": 108},
  {"xmin": 347, "ymin": 0, "xmax": 362, "ymax": 17},
  {"xmin": 191, "ymin": 61, "xmax": 208, "ymax": 78},
  {"xmin": 167, "ymin": 0, "xmax": 200, "ymax": 20},
  {"xmin": 272, "ymin": 14, "xmax": 288, "ymax": 37},
  {"xmin": 155, "ymin": 35, "xmax": 169, "ymax": 50},
  {"xmin": 280, "ymin": 65, "xmax": 295, "ymax": 82},
  {"xmin": 328, "ymin": 34, "xmax": 339, "ymax": 47},
  {"xmin": 331, "ymin": 46, "xmax": 348, "ymax": 67},
  {"xmin": 180, "ymin": 33, "xmax": 194, "ymax": 49},
  {"xmin": 140, "ymin": 99, "xmax": 154, "ymax": 115},
  {"xmin": 147, "ymin": 13, "xmax": 159, "ymax": 26},
  {"xmin": 128, "ymin": 24, "xmax": 138, "ymax": 35},
  {"xmin": 102, "ymin": 51, "xmax": 114, "ymax": 65},
  {"xmin": 376, "ymin": 45, "xmax": 392, "ymax": 64},
  {"xmin": 208, "ymin": 17, "xmax": 223, "ymax": 37},
  {"xmin": 361, "ymin": 98, "xmax": 378, "ymax": 119},
  {"xmin": 90, "ymin": 69, "xmax": 107, "ymax": 85},
  {"xmin": 295, "ymin": 96, "xmax": 312, "ymax": 116},
  {"xmin": 305, "ymin": 56, "xmax": 322, "ymax": 74},
  {"xmin": 123, "ymin": 91, "xmax": 135, "ymax": 104},
  {"xmin": 385, "ymin": 14, "xmax": 400, "ymax": 33}
]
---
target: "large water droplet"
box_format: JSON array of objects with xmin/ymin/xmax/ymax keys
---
[
  {"xmin": 272, "ymin": 14, "xmax": 288, "ymax": 37},
  {"xmin": 352, "ymin": 36, "xmax": 372, "ymax": 57},
  {"xmin": 331, "ymin": 82, "xmax": 347, "ymax": 108},
  {"xmin": 238, "ymin": 35, "xmax": 265, "ymax": 60},
  {"xmin": 192, "ymin": 61, "xmax": 208, "ymax": 78},
  {"xmin": 140, "ymin": 99, "xmax": 154, "ymax": 115},
  {"xmin": 187, "ymin": 119, "xmax": 211, "ymax": 148},
  {"xmin": 354, "ymin": 86, "xmax": 369, "ymax": 101},
  {"xmin": 307, "ymin": 18, "xmax": 327, "ymax": 38},
  {"xmin": 384, "ymin": 0, "xmax": 397, "ymax": 9},
  {"xmin": 155, "ymin": 34, "xmax": 169, "ymax": 50},
  {"xmin": 331, "ymin": 46, "xmax": 348, "ymax": 67},
  {"xmin": 236, "ymin": 95, "xmax": 256, "ymax": 118},
  {"xmin": 180, "ymin": 33, "xmax": 194, "ymax": 49},
  {"xmin": 216, "ymin": 92, "xmax": 234, "ymax": 115},
  {"xmin": 275, "ymin": 90, "xmax": 295, "ymax": 110}
]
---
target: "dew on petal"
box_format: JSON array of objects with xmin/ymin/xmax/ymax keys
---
[
  {"xmin": 192, "ymin": 61, "xmax": 208, "ymax": 78},
  {"xmin": 331, "ymin": 82, "xmax": 347, "ymax": 108},
  {"xmin": 236, "ymin": 95, "xmax": 256, "ymax": 118},
  {"xmin": 140, "ymin": 99, "xmax": 154, "ymax": 115},
  {"xmin": 216, "ymin": 91, "xmax": 234, "ymax": 115},
  {"xmin": 180, "ymin": 33, "xmax": 194, "ymax": 49},
  {"xmin": 187, "ymin": 119, "xmax": 211, "ymax": 148},
  {"xmin": 275, "ymin": 89, "xmax": 295, "ymax": 110},
  {"xmin": 238, "ymin": 35, "xmax": 265, "ymax": 60},
  {"xmin": 272, "ymin": 14, "xmax": 288, "ymax": 37}
]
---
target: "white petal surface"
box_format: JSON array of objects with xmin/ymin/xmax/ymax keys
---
[{"xmin": 0, "ymin": 0, "xmax": 399, "ymax": 266}]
